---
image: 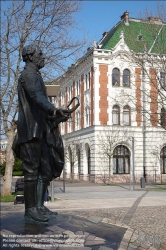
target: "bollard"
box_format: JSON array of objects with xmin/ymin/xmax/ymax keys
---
[{"xmin": 140, "ymin": 177, "xmax": 145, "ymax": 188}]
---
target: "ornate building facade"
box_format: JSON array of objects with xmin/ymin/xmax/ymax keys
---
[{"xmin": 57, "ymin": 12, "xmax": 166, "ymax": 183}]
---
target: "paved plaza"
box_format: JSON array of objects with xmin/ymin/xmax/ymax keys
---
[{"xmin": 0, "ymin": 179, "xmax": 166, "ymax": 250}]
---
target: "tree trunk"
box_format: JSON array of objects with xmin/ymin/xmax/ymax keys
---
[
  {"xmin": 109, "ymin": 156, "xmax": 111, "ymax": 183},
  {"xmin": 2, "ymin": 130, "xmax": 15, "ymax": 195}
]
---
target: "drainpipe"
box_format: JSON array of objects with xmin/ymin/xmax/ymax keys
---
[{"xmin": 142, "ymin": 64, "xmax": 147, "ymax": 182}]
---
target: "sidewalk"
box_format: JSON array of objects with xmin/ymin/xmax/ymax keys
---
[{"xmin": 1, "ymin": 180, "xmax": 166, "ymax": 250}]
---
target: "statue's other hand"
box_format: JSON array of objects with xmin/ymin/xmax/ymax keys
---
[{"xmin": 53, "ymin": 109, "xmax": 66, "ymax": 117}]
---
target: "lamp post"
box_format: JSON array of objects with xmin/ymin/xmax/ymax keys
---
[{"xmin": 130, "ymin": 137, "xmax": 135, "ymax": 190}]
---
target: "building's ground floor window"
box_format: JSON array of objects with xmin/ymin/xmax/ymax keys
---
[
  {"xmin": 160, "ymin": 146, "xmax": 166, "ymax": 174},
  {"xmin": 113, "ymin": 145, "xmax": 130, "ymax": 174}
]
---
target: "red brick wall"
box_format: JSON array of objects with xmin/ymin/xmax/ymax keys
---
[
  {"xmin": 80, "ymin": 74, "xmax": 84, "ymax": 128},
  {"xmin": 149, "ymin": 68, "xmax": 158, "ymax": 126},
  {"xmin": 99, "ymin": 65, "xmax": 108, "ymax": 125},
  {"xmin": 135, "ymin": 68, "xmax": 142, "ymax": 126}
]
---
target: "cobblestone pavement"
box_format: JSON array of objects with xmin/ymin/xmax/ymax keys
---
[
  {"xmin": 59, "ymin": 206, "xmax": 166, "ymax": 250},
  {"xmin": 1, "ymin": 204, "xmax": 165, "ymax": 250}
]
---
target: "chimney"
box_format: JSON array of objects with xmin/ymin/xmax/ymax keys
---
[
  {"xmin": 102, "ymin": 31, "xmax": 108, "ymax": 37},
  {"xmin": 121, "ymin": 11, "xmax": 129, "ymax": 25}
]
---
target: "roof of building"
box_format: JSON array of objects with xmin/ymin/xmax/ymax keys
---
[{"xmin": 99, "ymin": 14, "xmax": 166, "ymax": 54}]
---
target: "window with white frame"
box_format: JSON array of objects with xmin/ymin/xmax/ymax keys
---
[
  {"xmin": 76, "ymin": 81, "xmax": 80, "ymax": 96},
  {"xmin": 88, "ymin": 72, "xmax": 90, "ymax": 89},
  {"xmin": 123, "ymin": 69, "xmax": 130, "ymax": 87},
  {"xmin": 61, "ymin": 92, "xmax": 65, "ymax": 105},
  {"xmin": 76, "ymin": 111, "xmax": 80, "ymax": 130},
  {"xmin": 85, "ymin": 74, "xmax": 88, "ymax": 90},
  {"xmin": 112, "ymin": 105, "xmax": 120, "ymax": 125},
  {"xmin": 113, "ymin": 145, "xmax": 130, "ymax": 174},
  {"xmin": 161, "ymin": 108, "xmax": 166, "ymax": 128},
  {"xmin": 85, "ymin": 106, "xmax": 90, "ymax": 127},
  {"xmin": 123, "ymin": 105, "xmax": 131, "ymax": 125},
  {"xmin": 160, "ymin": 72, "xmax": 166, "ymax": 89},
  {"xmin": 85, "ymin": 72, "xmax": 90, "ymax": 90},
  {"xmin": 112, "ymin": 68, "xmax": 120, "ymax": 86},
  {"xmin": 61, "ymin": 121, "xmax": 65, "ymax": 134},
  {"xmin": 68, "ymin": 86, "xmax": 72, "ymax": 101}
]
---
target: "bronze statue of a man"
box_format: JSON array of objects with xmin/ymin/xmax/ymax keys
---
[{"xmin": 13, "ymin": 44, "xmax": 70, "ymax": 223}]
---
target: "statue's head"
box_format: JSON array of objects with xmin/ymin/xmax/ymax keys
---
[{"xmin": 22, "ymin": 44, "xmax": 45, "ymax": 69}]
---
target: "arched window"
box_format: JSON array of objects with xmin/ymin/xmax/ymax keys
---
[
  {"xmin": 85, "ymin": 106, "xmax": 90, "ymax": 127},
  {"xmin": 161, "ymin": 108, "xmax": 166, "ymax": 128},
  {"xmin": 77, "ymin": 146, "xmax": 81, "ymax": 178},
  {"xmin": 160, "ymin": 72, "xmax": 166, "ymax": 89},
  {"xmin": 123, "ymin": 105, "xmax": 131, "ymax": 125},
  {"xmin": 85, "ymin": 144, "xmax": 91, "ymax": 175},
  {"xmin": 112, "ymin": 105, "xmax": 120, "ymax": 125},
  {"xmin": 87, "ymin": 147, "xmax": 91, "ymax": 175},
  {"xmin": 76, "ymin": 111, "xmax": 80, "ymax": 130},
  {"xmin": 113, "ymin": 145, "xmax": 130, "ymax": 174},
  {"xmin": 68, "ymin": 147, "xmax": 73, "ymax": 174},
  {"xmin": 76, "ymin": 81, "xmax": 80, "ymax": 96},
  {"xmin": 112, "ymin": 68, "xmax": 120, "ymax": 86},
  {"xmin": 68, "ymin": 86, "xmax": 72, "ymax": 101},
  {"xmin": 123, "ymin": 69, "xmax": 130, "ymax": 87},
  {"xmin": 160, "ymin": 146, "xmax": 166, "ymax": 174}
]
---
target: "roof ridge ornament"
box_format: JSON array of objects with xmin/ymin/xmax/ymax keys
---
[{"xmin": 120, "ymin": 30, "xmax": 125, "ymax": 43}]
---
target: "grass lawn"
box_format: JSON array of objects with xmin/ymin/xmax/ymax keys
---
[{"xmin": 0, "ymin": 192, "xmax": 24, "ymax": 202}]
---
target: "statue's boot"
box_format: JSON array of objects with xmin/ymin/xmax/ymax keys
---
[
  {"xmin": 37, "ymin": 178, "xmax": 58, "ymax": 217},
  {"xmin": 24, "ymin": 180, "xmax": 49, "ymax": 222}
]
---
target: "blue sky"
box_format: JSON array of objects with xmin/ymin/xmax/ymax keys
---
[{"xmin": 74, "ymin": 1, "xmax": 163, "ymax": 46}]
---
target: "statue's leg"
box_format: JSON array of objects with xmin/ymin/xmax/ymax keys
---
[
  {"xmin": 24, "ymin": 180, "xmax": 49, "ymax": 222},
  {"xmin": 20, "ymin": 139, "xmax": 49, "ymax": 222},
  {"xmin": 37, "ymin": 138, "xmax": 58, "ymax": 217}
]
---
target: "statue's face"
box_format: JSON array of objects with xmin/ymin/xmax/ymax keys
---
[{"xmin": 32, "ymin": 47, "xmax": 45, "ymax": 69}]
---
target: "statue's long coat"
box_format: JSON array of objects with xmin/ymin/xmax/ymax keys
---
[{"xmin": 12, "ymin": 62, "xmax": 64, "ymax": 178}]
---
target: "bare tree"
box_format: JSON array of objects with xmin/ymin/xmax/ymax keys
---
[
  {"xmin": 96, "ymin": 126, "xmax": 132, "ymax": 183},
  {"xmin": 120, "ymin": 3, "xmax": 166, "ymax": 129},
  {"xmin": 0, "ymin": 0, "xmax": 86, "ymax": 195},
  {"xmin": 147, "ymin": 131, "xmax": 166, "ymax": 184},
  {"xmin": 64, "ymin": 139, "xmax": 80, "ymax": 181}
]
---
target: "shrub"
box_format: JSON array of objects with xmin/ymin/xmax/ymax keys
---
[
  {"xmin": 0, "ymin": 162, "xmax": 5, "ymax": 175},
  {"xmin": 13, "ymin": 171, "xmax": 23, "ymax": 176},
  {"xmin": 0, "ymin": 155, "xmax": 23, "ymax": 176}
]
